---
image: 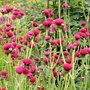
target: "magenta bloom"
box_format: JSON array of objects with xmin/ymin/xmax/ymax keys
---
[
  {"xmin": 23, "ymin": 68, "xmax": 29, "ymax": 75},
  {"xmin": 0, "ymin": 87, "xmax": 6, "ymax": 90},
  {"xmin": 16, "ymin": 66, "xmax": 24, "ymax": 74},
  {"xmin": 33, "ymin": 29, "xmax": 40, "ymax": 36},
  {"xmin": 63, "ymin": 63, "xmax": 72, "ymax": 71},
  {"xmin": 74, "ymin": 34, "xmax": 81, "ymax": 40},
  {"xmin": 33, "ymin": 22, "xmax": 39, "ymax": 27},
  {"xmin": 50, "ymin": 40, "xmax": 58, "ymax": 47},
  {"xmin": 80, "ymin": 28, "xmax": 87, "ymax": 33},
  {"xmin": 29, "ymin": 76, "xmax": 36, "ymax": 83},
  {"xmin": 80, "ymin": 48, "xmax": 88, "ymax": 56},
  {"xmin": 63, "ymin": 51, "xmax": 69, "ymax": 56},
  {"xmin": 43, "ymin": 58, "xmax": 50, "ymax": 64},
  {"xmin": 7, "ymin": 32, "xmax": 13, "ymax": 37},
  {"xmin": 50, "ymin": 24, "xmax": 56, "ymax": 34},
  {"xmin": 34, "ymin": 57, "xmax": 39, "ymax": 61},
  {"xmin": 43, "ymin": 9, "xmax": 54, "ymax": 17},
  {"xmin": 43, "ymin": 20, "xmax": 52, "ymax": 27},
  {"xmin": 44, "ymin": 51, "xmax": 50, "ymax": 57},
  {"xmin": 53, "ymin": 71, "xmax": 58, "ymax": 78},
  {"xmin": 3, "ymin": 43, "xmax": 11, "ymax": 50},
  {"xmin": 81, "ymin": 21, "xmax": 86, "ymax": 26},
  {"xmin": 0, "ymin": 70, "xmax": 8, "ymax": 76},
  {"xmin": 74, "ymin": 51, "xmax": 80, "ymax": 57},
  {"xmin": 6, "ymin": 7, "xmax": 13, "ymax": 12},
  {"xmin": 45, "ymin": 36, "xmax": 50, "ymax": 41},
  {"xmin": 66, "ymin": 56, "xmax": 72, "ymax": 63},
  {"xmin": 54, "ymin": 18, "xmax": 64, "ymax": 26},
  {"xmin": 12, "ymin": 15, "xmax": 16, "ymax": 20},
  {"xmin": 62, "ymin": 3, "xmax": 70, "ymax": 8},
  {"xmin": 29, "ymin": 67, "xmax": 36, "ymax": 73},
  {"xmin": 67, "ymin": 43, "xmax": 74, "ymax": 49},
  {"xmin": 23, "ymin": 58, "xmax": 32, "ymax": 65}
]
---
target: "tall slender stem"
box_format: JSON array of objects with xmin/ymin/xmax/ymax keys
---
[
  {"xmin": 58, "ymin": 0, "xmax": 61, "ymax": 18},
  {"xmin": 47, "ymin": 0, "xmax": 49, "ymax": 8}
]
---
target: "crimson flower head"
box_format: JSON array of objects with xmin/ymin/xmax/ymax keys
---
[
  {"xmin": 81, "ymin": 21, "xmax": 86, "ymax": 26},
  {"xmin": 43, "ymin": 9, "xmax": 54, "ymax": 17},
  {"xmin": 0, "ymin": 70, "xmax": 8, "ymax": 76},
  {"xmin": 63, "ymin": 51, "xmax": 69, "ymax": 56},
  {"xmin": 16, "ymin": 66, "xmax": 24, "ymax": 74},
  {"xmin": 63, "ymin": 63, "xmax": 72, "ymax": 71},
  {"xmin": 66, "ymin": 56, "xmax": 72, "ymax": 63},
  {"xmin": 53, "ymin": 71, "xmax": 58, "ymax": 78},
  {"xmin": 34, "ymin": 57, "xmax": 39, "ymax": 61},
  {"xmin": 33, "ymin": 29, "xmax": 40, "ymax": 36},
  {"xmin": 0, "ymin": 87, "xmax": 6, "ymax": 90},
  {"xmin": 43, "ymin": 20, "xmax": 52, "ymax": 27},
  {"xmin": 23, "ymin": 68, "xmax": 29, "ymax": 75},
  {"xmin": 12, "ymin": 9, "xmax": 24, "ymax": 20},
  {"xmin": 23, "ymin": 58, "xmax": 32, "ymax": 65},
  {"xmin": 80, "ymin": 48, "xmax": 88, "ymax": 56},
  {"xmin": 74, "ymin": 34, "xmax": 81, "ymax": 40},
  {"xmin": 80, "ymin": 28, "xmax": 87, "ymax": 33},
  {"xmin": 54, "ymin": 18, "xmax": 64, "ymax": 26},
  {"xmin": 43, "ymin": 58, "xmax": 50, "ymax": 64},
  {"xmin": 33, "ymin": 22, "xmax": 39, "ymax": 27},
  {"xmin": 1, "ymin": 9, "xmax": 7, "ymax": 15},
  {"xmin": 12, "ymin": 15, "xmax": 16, "ymax": 20},
  {"xmin": 45, "ymin": 36, "xmax": 50, "ymax": 41},
  {"xmin": 29, "ymin": 67, "xmax": 36, "ymax": 73},
  {"xmin": 6, "ymin": 23, "xmax": 11, "ymax": 27},
  {"xmin": 50, "ymin": 40, "xmax": 58, "ymax": 47},
  {"xmin": 62, "ymin": 3, "xmax": 70, "ymax": 8},
  {"xmin": 6, "ymin": 7, "xmax": 13, "ymax": 12},
  {"xmin": 74, "ymin": 51, "xmax": 80, "ymax": 57},
  {"xmin": 29, "ymin": 76, "xmax": 36, "ymax": 83},
  {"xmin": 7, "ymin": 32, "xmax": 13, "ymax": 38},
  {"xmin": 3, "ymin": 43, "xmax": 11, "ymax": 50},
  {"xmin": 44, "ymin": 51, "xmax": 50, "ymax": 57},
  {"xmin": 67, "ymin": 43, "xmax": 74, "ymax": 50}
]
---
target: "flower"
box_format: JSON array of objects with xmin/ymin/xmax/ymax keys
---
[
  {"xmin": 33, "ymin": 29, "xmax": 40, "ymax": 36},
  {"xmin": 33, "ymin": 22, "xmax": 39, "ymax": 27},
  {"xmin": 50, "ymin": 24, "xmax": 56, "ymax": 34},
  {"xmin": 7, "ymin": 32, "xmax": 13, "ymax": 38},
  {"xmin": 29, "ymin": 76, "xmax": 36, "ymax": 83},
  {"xmin": 62, "ymin": 3, "xmax": 70, "ymax": 8},
  {"xmin": 45, "ymin": 36, "xmax": 50, "ymax": 41},
  {"xmin": 0, "ymin": 70, "xmax": 8, "ymax": 76},
  {"xmin": 43, "ymin": 9, "xmax": 54, "ymax": 17},
  {"xmin": 74, "ymin": 51, "xmax": 79, "ymax": 57},
  {"xmin": 44, "ymin": 51, "xmax": 50, "ymax": 57},
  {"xmin": 43, "ymin": 20, "xmax": 52, "ymax": 27},
  {"xmin": 29, "ymin": 67, "xmax": 36, "ymax": 73},
  {"xmin": 80, "ymin": 28, "xmax": 87, "ymax": 33},
  {"xmin": 80, "ymin": 48, "xmax": 88, "ymax": 56},
  {"xmin": 3, "ymin": 43, "xmax": 11, "ymax": 50},
  {"xmin": 34, "ymin": 57, "xmax": 39, "ymax": 61},
  {"xmin": 54, "ymin": 18, "xmax": 64, "ymax": 26},
  {"xmin": 53, "ymin": 71, "xmax": 58, "ymax": 78},
  {"xmin": 81, "ymin": 21, "xmax": 86, "ymax": 26},
  {"xmin": 63, "ymin": 63, "xmax": 72, "ymax": 71},
  {"xmin": 74, "ymin": 34, "xmax": 81, "ymax": 40},
  {"xmin": 23, "ymin": 58, "xmax": 32, "ymax": 65},
  {"xmin": 66, "ymin": 56, "xmax": 72, "ymax": 63},
  {"xmin": 16, "ymin": 66, "xmax": 24, "ymax": 74},
  {"xmin": 63, "ymin": 51, "xmax": 69, "ymax": 56},
  {"xmin": 6, "ymin": 7, "xmax": 13, "ymax": 12},
  {"xmin": 0, "ymin": 87, "xmax": 6, "ymax": 90},
  {"xmin": 43, "ymin": 58, "xmax": 50, "ymax": 64}
]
